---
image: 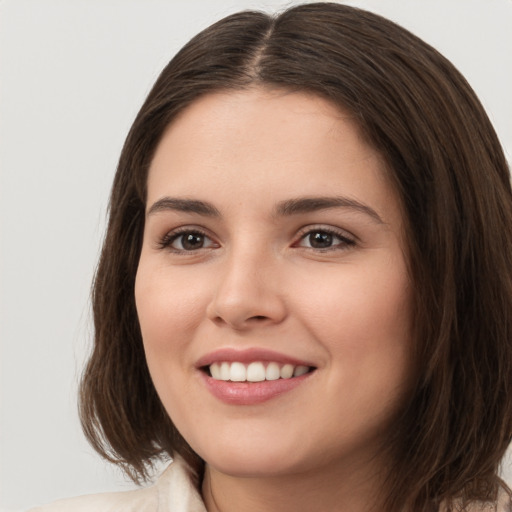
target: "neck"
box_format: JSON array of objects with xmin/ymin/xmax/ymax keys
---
[{"xmin": 201, "ymin": 456, "xmax": 389, "ymax": 512}]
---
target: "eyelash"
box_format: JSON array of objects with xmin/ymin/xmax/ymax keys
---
[{"xmin": 157, "ymin": 226, "xmax": 356, "ymax": 253}]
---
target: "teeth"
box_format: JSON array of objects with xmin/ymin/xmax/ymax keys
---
[
  {"xmin": 280, "ymin": 364, "xmax": 294, "ymax": 379},
  {"xmin": 230, "ymin": 362, "xmax": 246, "ymax": 382},
  {"xmin": 294, "ymin": 365, "xmax": 309, "ymax": 377},
  {"xmin": 220, "ymin": 362, "xmax": 230, "ymax": 380},
  {"xmin": 265, "ymin": 362, "xmax": 280, "ymax": 381},
  {"xmin": 247, "ymin": 362, "xmax": 266, "ymax": 382},
  {"xmin": 208, "ymin": 361, "xmax": 311, "ymax": 382},
  {"xmin": 210, "ymin": 362, "xmax": 221, "ymax": 379}
]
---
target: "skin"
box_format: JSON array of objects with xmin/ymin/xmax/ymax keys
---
[{"xmin": 135, "ymin": 88, "xmax": 414, "ymax": 512}]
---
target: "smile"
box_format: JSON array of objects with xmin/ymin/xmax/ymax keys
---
[
  {"xmin": 196, "ymin": 348, "xmax": 317, "ymax": 404},
  {"xmin": 208, "ymin": 361, "xmax": 312, "ymax": 382}
]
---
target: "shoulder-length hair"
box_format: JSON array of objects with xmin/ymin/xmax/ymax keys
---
[{"xmin": 80, "ymin": 3, "xmax": 512, "ymax": 510}]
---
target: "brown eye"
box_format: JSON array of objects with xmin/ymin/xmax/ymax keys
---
[
  {"xmin": 296, "ymin": 228, "xmax": 355, "ymax": 251},
  {"xmin": 308, "ymin": 231, "xmax": 334, "ymax": 249},
  {"xmin": 164, "ymin": 231, "xmax": 216, "ymax": 251},
  {"xmin": 176, "ymin": 233, "xmax": 206, "ymax": 250}
]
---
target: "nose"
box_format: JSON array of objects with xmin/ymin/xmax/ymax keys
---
[{"xmin": 206, "ymin": 249, "xmax": 287, "ymax": 330}]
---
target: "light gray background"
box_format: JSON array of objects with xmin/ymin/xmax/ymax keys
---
[{"xmin": 1, "ymin": 0, "xmax": 511, "ymax": 510}]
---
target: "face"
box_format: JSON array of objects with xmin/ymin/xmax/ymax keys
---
[{"xmin": 135, "ymin": 89, "xmax": 413, "ymax": 480}]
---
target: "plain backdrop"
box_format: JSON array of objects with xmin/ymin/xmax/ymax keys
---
[{"xmin": 1, "ymin": 0, "xmax": 511, "ymax": 510}]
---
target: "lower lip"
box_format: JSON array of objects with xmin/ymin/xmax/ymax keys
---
[{"xmin": 201, "ymin": 372, "xmax": 313, "ymax": 405}]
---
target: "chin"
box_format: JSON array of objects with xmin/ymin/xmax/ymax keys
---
[{"xmin": 194, "ymin": 435, "xmax": 309, "ymax": 478}]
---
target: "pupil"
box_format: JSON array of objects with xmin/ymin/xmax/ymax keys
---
[
  {"xmin": 310, "ymin": 231, "xmax": 332, "ymax": 248},
  {"xmin": 182, "ymin": 233, "xmax": 203, "ymax": 250}
]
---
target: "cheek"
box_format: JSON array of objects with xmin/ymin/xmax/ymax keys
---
[
  {"xmin": 134, "ymin": 262, "xmax": 207, "ymax": 414},
  {"xmin": 134, "ymin": 263, "xmax": 212, "ymax": 414},
  {"xmin": 135, "ymin": 263, "xmax": 209, "ymax": 349},
  {"xmin": 299, "ymin": 265, "xmax": 411, "ymax": 339},
  {"xmin": 293, "ymin": 259, "xmax": 413, "ymax": 389}
]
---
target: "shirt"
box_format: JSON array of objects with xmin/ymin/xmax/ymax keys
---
[{"xmin": 28, "ymin": 457, "xmax": 206, "ymax": 512}]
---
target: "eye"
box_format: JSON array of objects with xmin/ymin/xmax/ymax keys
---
[
  {"xmin": 296, "ymin": 228, "xmax": 355, "ymax": 251},
  {"xmin": 159, "ymin": 229, "xmax": 217, "ymax": 252}
]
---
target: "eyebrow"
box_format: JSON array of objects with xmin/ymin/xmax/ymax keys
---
[
  {"xmin": 146, "ymin": 195, "xmax": 384, "ymax": 224},
  {"xmin": 274, "ymin": 196, "xmax": 384, "ymax": 224},
  {"xmin": 147, "ymin": 197, "xmax": 221, "ymax": 217}
]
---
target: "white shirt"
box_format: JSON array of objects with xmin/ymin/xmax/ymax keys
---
[{"xmin": 28, "ymin": 458, "xmax": 206, "ymax": 512}]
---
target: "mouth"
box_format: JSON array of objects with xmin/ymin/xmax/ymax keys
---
[
  {"xmin": 196, "ymin": 348, "xmax": 317, "ymax": 404},
  {"xmin": 202, "ymin": 361, "xmax": 315, "ymax": 382}
]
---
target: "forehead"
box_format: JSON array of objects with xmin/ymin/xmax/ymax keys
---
[{"xmin": 157, "ymin": 88, "xmax": 367, "ymax": 151}]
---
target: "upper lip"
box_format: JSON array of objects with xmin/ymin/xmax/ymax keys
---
[{"xmin": 195, "ymin": 348, "xmax": 316, "ymax": 369}]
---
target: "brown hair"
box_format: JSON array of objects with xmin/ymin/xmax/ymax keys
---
[{"xmin": 80, "ymin": 3, "xmax": 512, "ymax": 510}]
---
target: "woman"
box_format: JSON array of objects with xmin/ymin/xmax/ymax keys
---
[{"xmin": 31, "ymin": 3, "xmax": 512, "ymax": 511}]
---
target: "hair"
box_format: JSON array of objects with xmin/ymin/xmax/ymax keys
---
[{"xmin": 79, "ymin": 3, "xmax": 512, "ymax": 511}]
